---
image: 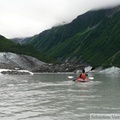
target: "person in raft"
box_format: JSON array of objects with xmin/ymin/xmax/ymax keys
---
[{"xmin": 79, "ymin": 69, "xmax": 88, "ymax": 79}]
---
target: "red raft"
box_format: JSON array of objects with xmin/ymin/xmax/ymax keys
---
[{"xmin": 76, "ymin": 77, "xmax": 89, "ymax": 82}]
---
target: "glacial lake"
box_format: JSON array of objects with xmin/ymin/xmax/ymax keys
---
[{"xmin": 0, "ymin": 72, "xmax": 120, "ymax": 120}]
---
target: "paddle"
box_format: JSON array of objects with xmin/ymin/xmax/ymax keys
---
[
  {"xmin": 90, "ymin": 67, "xmax": 95, "ymax": 71},
  {"xmin": 67, "ymin": 76, "xmax": 76, "ymax": 81}
]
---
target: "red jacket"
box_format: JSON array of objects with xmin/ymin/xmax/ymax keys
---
[{"xmin": 80, "ymin": 73, "xmax": 87, "ymax": 79}]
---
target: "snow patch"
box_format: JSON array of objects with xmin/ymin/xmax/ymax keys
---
[{"xmin": 85, "ymin": 66, "xmax": 93, "ymax": 72}]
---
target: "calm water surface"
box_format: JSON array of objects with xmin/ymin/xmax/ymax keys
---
[{"xmin": 0, "ymin": 73, "xmax": 120, "ymax": 120}]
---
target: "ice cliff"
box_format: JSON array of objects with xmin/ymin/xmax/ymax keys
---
[{"xmin": 0, "ymin": 52, "xmax": 45, "ymax": 72}]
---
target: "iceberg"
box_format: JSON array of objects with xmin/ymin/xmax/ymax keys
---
[
  {"xmin": 99, "ymin": 66, "xmax": 120, "ymax": 74},
  {"xmin": 0, "ymin": 69, "xmax": 34, "ymax": 75}
]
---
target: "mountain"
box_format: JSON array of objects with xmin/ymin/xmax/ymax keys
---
[
  {"xmin": 12, "ymin": 6, "xmax": 120, "ymax": 68},
  {"xmin": 11, "ymin": 36, "xmax": 36, "ymax": 44},
  {"xmin": 0, "ymin": 35, "xmax": 52, "ymax": 63}
]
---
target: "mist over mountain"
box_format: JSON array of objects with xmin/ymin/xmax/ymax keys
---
[{"xmin": 14, "ymin": 5, "xmax": 119, "ymax": 68}]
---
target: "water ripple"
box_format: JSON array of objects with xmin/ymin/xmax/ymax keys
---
[{"xmin": 0, "ymin": 74, "xmax": 120, "ymax": 120}]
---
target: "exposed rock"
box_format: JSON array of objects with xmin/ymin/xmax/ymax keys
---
[
  {"xmin": 37, "ymin": 62, "xmax": 88, "ymax": 73},
  {"xmin": 0, "ymin": 52, "xmax": 89, "ymax": 73},
  {"xmin": 0, "ymin": 52, "xmax": 45, "ymax": 72}
]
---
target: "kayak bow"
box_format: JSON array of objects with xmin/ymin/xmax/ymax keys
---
[{"xmin": 76, "ymin": 77, "xmax": 89, "ymax": 82}]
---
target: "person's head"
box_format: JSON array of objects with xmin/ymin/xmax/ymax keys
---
[{"xmin": 82, "ymin": 69, "xmax": 85, "ymax": 73}]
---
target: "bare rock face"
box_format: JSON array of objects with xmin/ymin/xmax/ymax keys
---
[{"xmin": 0, "ymin": 52, "xmax": 45, "ymax": 72}]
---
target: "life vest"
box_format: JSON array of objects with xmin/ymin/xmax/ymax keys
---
[{"xmin": 80, "ymin": 73, "xmax": 86, "ymax": 79}]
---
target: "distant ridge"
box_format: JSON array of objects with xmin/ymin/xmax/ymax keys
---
[{"xmin": 11, "ymin": 5, "xmax": 120, "ymax": 67}]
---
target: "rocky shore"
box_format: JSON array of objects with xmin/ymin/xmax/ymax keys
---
[
  {"xmin": 0, "ymin": 52, "xmax": 89, "ymax": 74},
  {"xmin": 37, "ymin": 63, "xmax": 87, "ymax": 73}
]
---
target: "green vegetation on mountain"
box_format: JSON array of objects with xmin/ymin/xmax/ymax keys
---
[
  {"xmin": 25, "ymin": 6, "xmax": 120, "ymax": 67},
  {"xmin": 30, "ymin": 9, "xmax": 109, "ymax": 53},
  {"xmin": 1, "ymin": 5, "xmax": 120, "ymax": 68},
  {"xmin": 0, "ymin": 35, "xmax": 53, "ymax": 62}
]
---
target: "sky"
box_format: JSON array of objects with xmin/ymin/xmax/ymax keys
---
[{"xmin": 0, "ymin": 0, "xmax": 120, "ymax": 38}]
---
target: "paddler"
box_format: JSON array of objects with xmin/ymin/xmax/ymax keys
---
[{"xmin": 79, "ymin": 69, "xmax": 88, "ymax": 79}]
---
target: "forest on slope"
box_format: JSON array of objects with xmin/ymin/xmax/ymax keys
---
[
  {"xmin": 0, "ymin": 35, "xmax": 53, "ymax": 63},
  {"xmin": 23, "ymin": 6, "xmax": 120, "ymax": 67}
]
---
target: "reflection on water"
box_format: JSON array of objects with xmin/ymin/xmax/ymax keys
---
[{"xmin": 0, "ymin": 73, "xmax": 120, "ymax": 120}]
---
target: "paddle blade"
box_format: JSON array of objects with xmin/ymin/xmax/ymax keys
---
[
  {"xmin": 91, "ymin": 67, "xmax": 95, "ymax": 71},
  {"xmin": 89, "ymin": 77, "xmax": 94, "ymax": 79},
  {"xmin": 68, "ymin": 76, "xmax": 74, "ymax": 79}
]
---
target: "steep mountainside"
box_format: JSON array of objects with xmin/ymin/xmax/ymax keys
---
[
  {"xmin": 30, "ymin": 9, "xmax": 112, "ymax": 52},
  {"xmin": 13, "ymin": 6, "xmax": 120, "ymax": 67}
]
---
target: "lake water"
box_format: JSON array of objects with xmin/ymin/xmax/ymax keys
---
[{"xmin": 0, "ymin": 72, "xmax": 120, "ymax": 120}]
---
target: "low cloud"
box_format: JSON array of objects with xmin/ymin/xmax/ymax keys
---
[{"xmin": 0, "ymin": 0, "xmax": 120, "ymax": 38}]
